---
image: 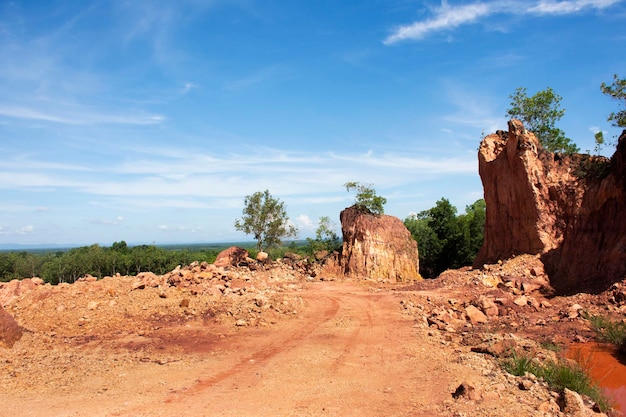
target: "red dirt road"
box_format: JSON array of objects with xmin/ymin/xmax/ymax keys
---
[
  {"xmin": 111, "ymin": 283, "xmax": 446, "ymax": 417},
  {"xmin": 1, "ymin": 280, "xmax": 563, "ymax": 417}
]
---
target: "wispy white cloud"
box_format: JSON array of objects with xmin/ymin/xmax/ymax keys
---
[
  {"xmin": 17, "ymin": 225, "xmax": 34, "ymax": 235},
  {"xmin": 223, "ymin": 65, "xmax": 288, "ymax": 91},
  {"xmin": 89, "ymin": 216, "xmax": 125, "ymax": 226},
  {"xmin": 180, "ymin": 82, "xmax": 199, "ymax": 94},
  {"xmin": 0, "ymin": 147, "xmax": 477, "ymax": 202},
  {"xmin": 295, "ymin": 214, "xmax": 315, "ymax": 232},
  {"xmin": 528, "ymin": 0, "xmax": 621, "ymax": 14},
  {"xmin": 440, "ymin": 80, "xmax": 505, "ymax": 135},
  {"xmin": 0, "ymin": 105, "xmax": 165, "ymax": 125},
  {"xmin": 384, "ymin": 0, "xmax": 622, "ymax": 43},
  {"xmin": 157, "ymin": 224, "xmax": 202, "ymax": 233},
  {"xmin": 384, "ymin": 2, "xmax": 492, "ymax": 44}
]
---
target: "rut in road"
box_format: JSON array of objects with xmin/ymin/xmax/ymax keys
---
[{"xmin": 119, "ymin": 283, "xmax": 451, "ymax": 417}]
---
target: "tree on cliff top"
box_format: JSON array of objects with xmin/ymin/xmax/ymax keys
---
[
  {"xmin": 601, "ymin": 74, "xmax": 626, "ymax": 128},
  {"xmin": 345, "ymin": 181, "xmax": 387, "ymax": 215},
  {"xmin": 234, "ymin": 190, "xmax": 298, "ymax": 250},
  {"xmin": 506, "ymin": 87, "xmax": 579, "ymax": 154}
]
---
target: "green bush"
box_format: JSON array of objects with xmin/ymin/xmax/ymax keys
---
[
  {"xmin": 501, "ymin": 351, "xmax": 537, "ymax": 376},
  {"xmin": 501, "ymin": 352, "xmax": 612, "ymax": 412}
]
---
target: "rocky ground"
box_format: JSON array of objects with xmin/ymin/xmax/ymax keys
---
[{"xmin": 1, "ymin": 254, "xmax": 625, "ymax": 416}]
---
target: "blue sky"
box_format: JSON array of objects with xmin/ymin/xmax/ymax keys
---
[{"xmin": 1, "ymin": 0, "xmax": 624, "ymax": 247}]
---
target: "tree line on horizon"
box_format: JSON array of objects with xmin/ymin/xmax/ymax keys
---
[
  {"xmin": 0, "ymin": 196, "xmax": 484, "ymax": 283},
  {"xmin": 0, "ymin": 241, "xmax": 221, "ymax": 284}
]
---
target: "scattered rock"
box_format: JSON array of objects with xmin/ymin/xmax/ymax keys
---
[
  {"xmin": 214, "ymin": 247, "xmax": 250, "ymax": 268},
  {"xmin": 518, "ymin": 379, "xmax": 534, "ymax": 391},
  {"xmin": 452, "ymin": 381, "xmax": 482, "ymax": 401},
  {"xmin": 563, "ymin": 388, "xmax": 605, "ymax": 417},
  {"xmin": 513, "ymin": 296, "xmax": 528, "ymax": 307},
  {"xmin": 465, "ymin": 305, "xmax": 488, "ymax": 325},
  {"xmin": 477, "ymin": 296, "xmax": 499, "ymax": 317},
  {"xmin": 256, "ymin": 251, "xmax": 269, "ymax": 263}
]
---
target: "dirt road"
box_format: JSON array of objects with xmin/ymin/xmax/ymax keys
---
[{"xmin": 1, "ymin": 280, "xmax": 564, "ymax": 417}]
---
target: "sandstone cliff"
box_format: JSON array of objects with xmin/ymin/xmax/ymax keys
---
[
  {"xmin": 335, "ymin": 205, "xmax": 420, "ymax": 282},
  {"xmin": 475, "ymin": 119, "xmax": 626, "ymax": 293}
]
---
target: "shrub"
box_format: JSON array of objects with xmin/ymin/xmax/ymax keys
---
[
  {"xmin": 585, "ymin": 313, "xmax": 626, "ymax": 355},
  {"xmin": 500, "ymin": 352, "xmax": 612, "ymax": 412}
]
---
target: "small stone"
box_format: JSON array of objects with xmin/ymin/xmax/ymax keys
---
[
  {"xmin": 538, "ymin": 400, "xmax": 560, "ymax": 414},
  {"xmin": 452, "ymin": 381, "xmax": 482, "ymax": 401},
  {"xmin": 179, "ymin": 299, "xmax": 190, "ymax": 308},
  {"xmin": 465, "ymin": 305, "xmax": 488, "ymax": 325},
  {"xmin": 513, "ymin": 296, "xmax": 528, "ymax": 306},
  {"xmin": 131, "ymin": 281, "xmax": 146, "ymax": 291},
  {"xmin": 563, "ymin": 388, "xmax": 587, "ymax": 415},
  {"xmin": 235, "ymin": 319, "xmax": 247, "ymax": 327},
  {"xmin": 518, "ymin": 379, "xmax": 534, "ymax": 390},
  {"xmin": 256, "ymin": 251, "xmax": 269, "ymax": 263}
]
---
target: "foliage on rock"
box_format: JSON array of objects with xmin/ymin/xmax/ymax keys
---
[
  {"xmin": 344, "ymin": 181, "xmax": 387, "ymax": 215},
  {"xmin": 506, "ymin": 87, "xmax": 579, "ymax": 154}
]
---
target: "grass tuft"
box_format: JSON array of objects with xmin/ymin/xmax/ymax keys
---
[
  {"xmin": 584, "ymin": 313, "xmax": 626, "ymax": 356},
  {"xmin": 500, "ymin": 352, "xmax": 613, "ymax": 412}
]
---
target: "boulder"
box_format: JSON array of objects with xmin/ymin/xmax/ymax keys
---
[
  {"xmin": 214, "ymin": 246, "xmax": 249, "ymax": 268},
  {"xmin": 475, "ymin": 119, "xmax": 626, "ymax": 294},
  {"xmin": 0, "ymin": 279, "xmax": 39, "ymax": 306},
  {"xmin": 465, "ymin": 305, "xmax": 488, "ymax": 325},
  {"xmin": 0, "ymin": 306, "xmax": 23, "ymax": 348},
  {"xmin": 335, "ymin": 205, "xmax": 420, "ymax": 282},
  {"xmin": 477, "ymin": 296, "xmax": 499, "ymax": 317},
  {"xmin": 256, "ymin": 251, "xmax": 269, "ymax": 263}
]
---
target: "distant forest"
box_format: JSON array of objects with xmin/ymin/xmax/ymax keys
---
[
  {"xmin": 0, "ymin": 241, "xmax": 224, "ymax": 284},
  {"xmin": 0, "ymin": 198, "xmax": 485, "ymax": 283}
]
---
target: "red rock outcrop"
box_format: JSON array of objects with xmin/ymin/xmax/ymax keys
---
[
  {"xmin": 0, "ymin": 306, "xmax": 22, "ymax": 348},
  {"xmin": 544, "ymin": 129, "xmax": 626, "ymax": 293},
  {"xmin": 475, "ymin": 119, "xmax": 626, "ymax": 293},
  {"xmin": 336, "ymin": 205, "xmax": 421, "ymax": 282},
  {"xmin": 214, "ymin": 246, "xmax": 250, "ymax": 268}
]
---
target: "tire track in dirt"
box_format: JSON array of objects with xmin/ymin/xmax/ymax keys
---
[
  {"xmin": 109, "ymin": 283, "xmax": 450, "ymax": 417},
  {"xmin": 165, "ymin": 293, "xmax": 341, "ymax": 401}
]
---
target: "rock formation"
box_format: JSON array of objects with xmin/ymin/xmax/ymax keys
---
[
  {"xmin": 475, "ymin": 119, "xmax": 626, "ymax": 293},
  {"xmin": 214, "ymin": 246, "xmax": 250, "ymax": 268},
  {"xmin": 0, "ymin": 306, "xmax": 22, "ymax": 348},
  {"xmin": 333, "ymin": 205, "xmax": 420, "ymax": 282}
]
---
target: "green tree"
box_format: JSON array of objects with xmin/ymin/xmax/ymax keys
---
[
  {"xmin": 234, "ymin": 189, "xmax": 298, "ymax": 250},
  {"xmin": 404, "ymin": 214, "xmax": 442, "ymax": 278},
  {"xmin": 344, "ymin": 181, "xmax": 387, "ymax": 215},
  {"xmin": 306, "ymin": 216, "xmax": 342, "ymax": 256},
  {"xmin": 457, "ymin": 199, "xmax": 486, "ymax": 265},
  {"xmin": 506, "ymin": 87, "xmax": 579, "ymax": 153},
  {"xmin": 601, "ymin": 74, "xmax": 626, "ymax": 128},
  {"xmin": 404, "ymin": 198, "xmax": 485, "ymax": 278}
]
